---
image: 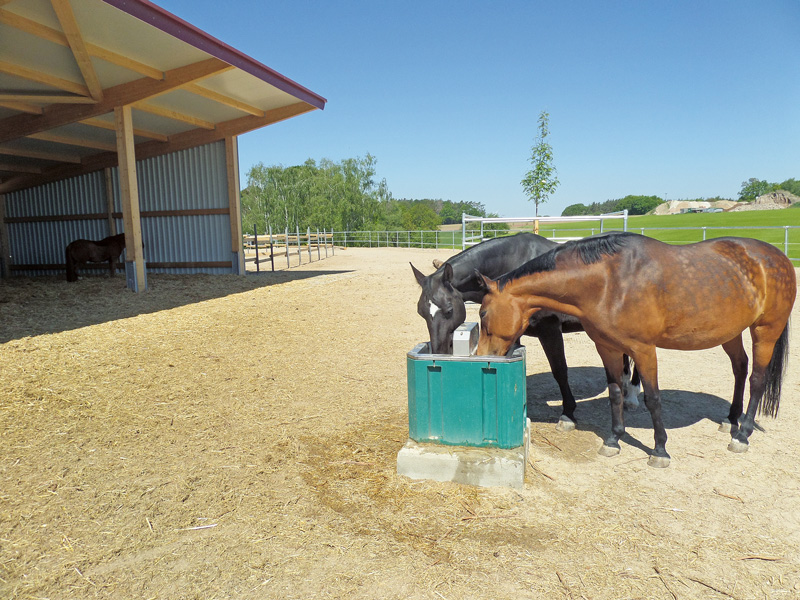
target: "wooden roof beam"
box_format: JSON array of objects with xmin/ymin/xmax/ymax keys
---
[
  {"xmin": 28, "ymin": 131, "xmax": 116, "ymax": 152},
  {"xmin": 0, "ymin": 162, "xmax": 42, "ymax": 174},
  {"xmin": 81, "ymin": 117, "xmax": 168, "ymax": 142},
  {"xmin": 0, "ymin": 8, "xmax": 163, "ymax": 80},
  {"xmin": 0, "ymin": 60, "xmax": 91, "ymax": 97},
  {"xmin": 0, "ymin": 145, "xmax": 82, "ymax": 163},
  {"xmin": 0, "ymin": 101, "xmax": 317, "ymax": 194},
  {"xmin": 0, "ymin": 92, "xmax": 96, "ymax": 104},
  {"xmin": 183, "ymin": 82, "xmax": 265, "ymax": 117},
  {"xmin": 0, "ymin": 57, "xmax": 231, "ymax": 144},
  {"xmin": 0, "ymin": 100, "xmax": 43, "ymax": 113},
  {"xmin": 50, "ymin": 0, "xmax": 104, "ymax": 101},
  {"xmin": 133, "ymin": 101, "xmax": 215, "ymax": 130}
]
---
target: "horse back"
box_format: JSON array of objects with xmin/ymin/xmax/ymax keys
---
[{"xmin": 447, "ymin": 233, "xmax": 558, "ymax": 293}]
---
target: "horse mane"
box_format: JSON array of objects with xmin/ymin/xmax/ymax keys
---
[{"xmin": 498, "ymin": 232, "xmax": 635, "ymax": 289}]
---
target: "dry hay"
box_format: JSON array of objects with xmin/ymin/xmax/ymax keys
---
[{"xmin": 2, "ymin": 249, "xmax": 800, "ymax": 599}]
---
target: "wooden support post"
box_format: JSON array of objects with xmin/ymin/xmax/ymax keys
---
[
  {"xmin": 285, "ymin": 227, "xmax": 289, "ymax": 268},
  {"xmin": 225, "ymin": 136, "xmax": 244, "ymax": 275},
  {"xmin": 114, "ymin": 105, "xmax": 146, "ymax": 292},
  {"xmin": 104, "ymin": 167, "xmax": 117, "ymax": 236},
  {"xmin": 269, "ymin": 225, "xmax": 275, "ymax": 272},
  {"xmin": 253, "ymin": 224, "xmax": 259, "ymax": 273},
  {"xmin": 0, "ymin": 194, "xmax": 9, "ymax": 279},
  {"xmin": 307, "ymin": 227, "xmax": 312, "ymax": 262}
]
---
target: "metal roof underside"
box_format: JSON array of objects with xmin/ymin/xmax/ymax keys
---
[{"xmin": 0, "ymin": 0, "xmax": 326, "ymax": 195}]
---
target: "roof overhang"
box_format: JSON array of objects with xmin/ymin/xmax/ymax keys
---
[{"xmin": 0, "ymin": 0, "xmax": 326, "ymax": 194}]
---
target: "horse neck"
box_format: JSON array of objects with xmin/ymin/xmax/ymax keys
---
[{"xmin": 503, "ymin": 262, "xmax": 597, "ymax": 319}]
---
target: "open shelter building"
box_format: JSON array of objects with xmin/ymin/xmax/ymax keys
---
[{"xmin": 0, "ymin": 0, "xmax": 326, "ymax": 291}]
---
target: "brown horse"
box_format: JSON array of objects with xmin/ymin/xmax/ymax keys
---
[
  {"xmin": 475, "ymin": 232, "xmax": 796, "ymax": 467},
  {"xmin": 65, "ymin": 233, "xmax": 126, "ymax": 282}
]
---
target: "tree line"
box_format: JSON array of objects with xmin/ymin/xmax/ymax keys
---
[
  {"xmin": 241, "ymin": 154, "xmax": 799, "ymax": 231},
  {"xmin": 240, "ymin": 155, "xmax": 499, "ymax": 233}
]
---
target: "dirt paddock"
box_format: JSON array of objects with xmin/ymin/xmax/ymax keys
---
[{"xmin": 2, "ymin": 247, "xmax": 800, "ymax": 599}]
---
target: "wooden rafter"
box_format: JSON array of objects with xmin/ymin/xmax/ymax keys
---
[
  {"xmin": 0, "ymin": 100, "xmax": 43, "ymax": 114},
  {"xmin": 0, "ymin": 60, "xmax": 91, "ymax": 97},
  {"xmin": 0, "ymin": 93, "xmax": 96, "ymax": 104},
  {"xmin": 81, "ymin": 117, "xmax": 168, "ymax": 142},
  {"xmin": 0, "ymin": 162, "xmax": 42, "ymax": 174},
  {"xmin": 28, "ymin": 131, "xmax": 116, "ymax": 152},
  {"xmin": 0, "ymin": 101, "xmax": 316, "ymax": 194},
  {"xmin": 133, "ymin": 101, "xmax": 215, "ymax": 130},
  {"xmin": 50, "ymin": 0, "xmax": 103, "ymax": 101},
  {"xmin": 183, "ymin": 83, "xmax": 264, "ymax": 117},
  {"xmin": 0, "ymin": 145, "xmax": 82, "ymax": 163},
  {"xmin": 0, "ymin": 57, "xmax": 231, "ymax": 144},
  {"xmin": 0, "ymin": 8, "xmax": 163, "ymax": 80}
]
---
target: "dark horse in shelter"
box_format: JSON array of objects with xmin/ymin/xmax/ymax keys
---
[
  {"xmin": 475, "ymin": 232, "xmax": 796, "ymax": 467},
  {"xmin": 65, "ymin": 233, "xmax": 126, "ymax": 282},
  {"xmin": 411, "ymin": 232, "xmax": 640, "ymax": 430}
]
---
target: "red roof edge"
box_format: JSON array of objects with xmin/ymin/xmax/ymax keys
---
[{"xmin": 101, "ymin": 0, "xmax": 326, "ymax": 110}]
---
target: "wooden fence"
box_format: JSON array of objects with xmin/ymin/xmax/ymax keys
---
[{"xmin": 243, "ymin": 226, "xmax": 335, "ymax": 272}]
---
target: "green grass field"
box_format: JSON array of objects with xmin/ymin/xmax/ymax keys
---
[{"xmin": 526, "ymin": 208, "xmax": 800, "ymax": 262}]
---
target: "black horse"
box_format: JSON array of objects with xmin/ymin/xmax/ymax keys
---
[
  {"xmin": 65, "ymin": 233, "xmax": 126, "ymax": 282},
  {"xmin": 411, "ymin": 232, "xmax": 639, "ymax": 430}
]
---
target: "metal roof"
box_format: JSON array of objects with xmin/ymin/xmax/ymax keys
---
[{"xmin": 0, "ymin": 0, "xmax": 326, "ymax": 195}]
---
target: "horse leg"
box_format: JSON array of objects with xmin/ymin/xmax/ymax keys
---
[
  {"xmin": 621, "ymin": 355, "xmax": 641, "ymax": 409},
  {"xmin": 595, "ymin": 344, "xmax": 626, "ymax": 457},
  {"xmin": 108, "ymin": 256, "xmax": 114, "ymax": 277},
  {"xmin": 534, "ymin": 317, "xmax": 577, "ymax": 431},
  {"xmin": 720, "ymin": 334, "xmax": 748, "ymax": 434},
  {"xmin": 728, "ymin": 327, "xmax": 785, "ymax": 453},
  {"xmin": 627, "ymin": 347, "xmax": 670, "ymax": 467}
]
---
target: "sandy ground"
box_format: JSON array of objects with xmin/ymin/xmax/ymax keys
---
[{"xmin": 1, "ymin": 247, "xmax": 799, "ymax": 599}]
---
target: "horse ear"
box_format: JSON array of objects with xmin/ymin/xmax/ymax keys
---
[
  {"xmin": 410, "ymin": 263, "xmax": 427, "ymax": 287},
  {"xmin": 442, "ymin": 262, "xmax": 454, "ymax": 283},
  {"xmin": 474, "ymin": 269, "xmax": 495, "ymax": 293}
]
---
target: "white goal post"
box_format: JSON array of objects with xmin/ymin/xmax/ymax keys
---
[{"xmin": 461, "ymin": 210, "xmax": 629, "ymax": 250}]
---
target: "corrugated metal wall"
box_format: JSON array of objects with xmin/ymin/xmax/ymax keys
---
[{"xmin": 5, "ymin": 141, "xmax": 234, "ymax": 278}]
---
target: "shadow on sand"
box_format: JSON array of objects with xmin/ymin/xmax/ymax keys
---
[
  {"xmin": 0, "ymin": 270, "xmax": 354, "ymax": 343},
  {"xmin": 526, "ymin": 366, "xmax": 732, "ymax": 454}
]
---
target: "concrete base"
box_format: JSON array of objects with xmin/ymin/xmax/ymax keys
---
[{"xmin": 397, "ymin": 420, "xmax": 530, "ymax": 489}]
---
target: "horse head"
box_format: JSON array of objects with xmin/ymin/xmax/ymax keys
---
[
  {"xmin": 411, "ymin": 261, "xmax": 467, "ymax": 354},
  {"xmin": 475, "ymin": 271, "xmax": 531, "ymax": 356}
]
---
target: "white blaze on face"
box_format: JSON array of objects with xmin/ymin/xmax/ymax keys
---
[{"xmin": 428, "ymin": 301, "xmax": 440, "ymax": 319}]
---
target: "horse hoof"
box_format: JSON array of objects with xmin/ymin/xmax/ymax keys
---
[
  {"xmin": 555, "ymin": 417, "xmax": 576, "ymax": 432},
  {"xmin": 598, "ymin": 444, "xmax": 620, "ymax": 457},
  {"xmin": 728, "ymin": 439, "xmax": 749, "ymax": 453},
  {"xmin": 647, "ymin": 455, "xmax": 670, "ymax": 468},
  {"xmin": 718, "ymin": 422, "xmax": 732, "ymax": 433}
]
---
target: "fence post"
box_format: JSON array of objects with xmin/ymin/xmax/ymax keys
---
[
  {"xmin": 285, "ymin": 227, "xmax": 290, "ymax": 268},
  {"xmin": 253, "ymin": 224, "xmax": 260, "ymax": 273},
  {"xmin": 296, "ymin": 226, "xmax": 301, "ymax": 265},
  {"xmin": 317, "ymin": 228, "xmax": 321, "ymax": 260},
  {"xmin": 785, "ymin": 226, "xmax": 790, "ymax": 256},
  {"xmin": 702, "ymin": 227, "xmax": 707, "ymax": 241},
  {"xmin": 269, "ymin": 225, "xmax": 275, "ymax": 271},
  {"xmin": 307, "ymin": 227, "xmax": 312, "ymax": 262}
]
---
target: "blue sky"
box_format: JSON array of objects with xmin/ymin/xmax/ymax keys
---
[{"xmin": 157, "ymin": 0, "xmax": 799, "ymax": 217}]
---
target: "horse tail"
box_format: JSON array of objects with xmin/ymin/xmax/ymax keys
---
[
  {"xmin": 760, "ymin": 320, "xmax": 790, "ymax": 418},
  {"xmin": 65, "ymin": 246, "xmax": 77, "ymax": 282}
]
